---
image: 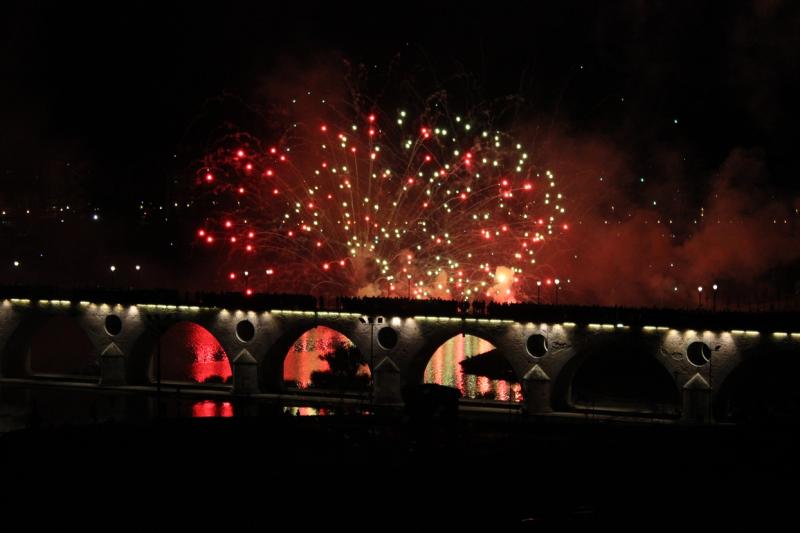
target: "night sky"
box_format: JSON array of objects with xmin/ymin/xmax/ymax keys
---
[{"xmin": 2, "ymin": 1, "xmax": 799, "ymax": 306}]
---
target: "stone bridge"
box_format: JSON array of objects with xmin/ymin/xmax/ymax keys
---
[{"xmin": 2, "ymin": 293, "xmax": 799, "ymax": 424}]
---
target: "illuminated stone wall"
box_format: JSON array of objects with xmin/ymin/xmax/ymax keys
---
[{"xmin": 2, "ymin": 297, "xmax": 798, "ymax": 423}]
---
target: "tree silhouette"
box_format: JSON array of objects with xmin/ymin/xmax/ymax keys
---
[{"xmin": 309, "ymin": 342, "xmax": 370, "ymax": 391}]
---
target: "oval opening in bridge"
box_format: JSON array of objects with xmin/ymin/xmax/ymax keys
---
[
  {"xmin": 104, "ymin": 314, "xmax": 123, "ymax": 336},
  {"xmin": 377, "ymin": 326, "xmax": 398, "ymax": 349},
  {"xmin": 30, "ymin": 316, "xmax": 97, "ymax": 377},
  {"xmin": 284, "ymin": 326, "xmax": 370, "ymax": 391},
  {"xmin": 686, "ymin": 341, "xmax": 711, "ymax": 366},
  {"xmin": 526, "ymin": 333, "xmax": 548, "ymax": 358},
  {"xmin": 424, "ymin": 335, "xmax": 521, "ymax": 402},
  {"xmin": 236, "ymin": 319, "xmax": 255, "ymax": 342},
  {"xmin": 149, "ymin": 322, "xmax": 231, "ymax": 384}
]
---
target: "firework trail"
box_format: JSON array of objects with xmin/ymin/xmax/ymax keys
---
[{"xmin": 194, "ymin": 92, "xmax": 569, "ymax": 300}]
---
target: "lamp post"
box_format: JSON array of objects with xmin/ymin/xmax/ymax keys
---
[
  {"xmin": 536, "ymin": 280, "xmax": 541, "ymax": 305},
  {"xmin": 554, "ymin": 278, "xmax": 561, "ymax": 305},
  {"xmin": 697, "ymin": 286, "xmax": 703, "ymax": 308},
  {"xmin": 265, "ymin": 268, "xmax": 274, "ymax": 293},
  {"xmin": 712, "ymin": 284, "xmax": 718, "ymax": 312},
  {"xmin": 367, "ymin": 316, "xmax": 376, "ymax": 412},
  {"xmin": 229, "ymin": 270, "xmax": 253, "ymax": 295},
  {"xmin": 109, "ymin": 265, "xmax": 116, "ymax": 288}
]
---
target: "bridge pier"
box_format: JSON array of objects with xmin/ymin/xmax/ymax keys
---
[
  {"xmin": 372, "ymin": 357, "xmax": 403, "ymax": 406},
  {"xmin": 232, "ymin": 349, "xmax": 259, "ymax": 395},
  {"xmin": 681, "ymin": 373, "xmax": 713, "ymax": 424},
  {"xmin": 99, "ymin": 342, "xmax": 126, "ymax": 386},
  {"xmin": 523, "ymin": 364, "xmax": 552, "ymax": 415}
]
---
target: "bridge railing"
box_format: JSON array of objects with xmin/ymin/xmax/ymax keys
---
[{"xmin": 1, "ymin": 285, "xmax": 797, "ymax": 332}]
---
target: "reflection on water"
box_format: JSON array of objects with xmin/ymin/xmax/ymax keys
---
[
  {"xmin": 192, "ymin": 400, "xmax": 234, "ymax": 417},
  {"xmin": 284, "ymin": 326, "xmax": 357, "ymax": 388},
  {"xmin": 283, "ymin": 406, "xmax": 331, "ymax": 416},
  {"xmin": 425, "ymin": 335, "xmax": 522, "ymax": 402},
  {"xmin": 282, "ymin": 406, "xmax": 370, "ymax": 416},
  {"xmin": 153, "ymin": 322, "xmax": 232, "ymax": 383}
]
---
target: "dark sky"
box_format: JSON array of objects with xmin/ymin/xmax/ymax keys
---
[{"xmin": 2, "ymin": 1, "xmax": 799, "ymax": 304}]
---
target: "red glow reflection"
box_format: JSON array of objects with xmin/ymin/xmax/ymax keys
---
[
  {"xmin": 192, "ymin": 400, "xmax": 234, "ymax": 417},
  {"xmin": 152, "ymin": 322, "xmax": 232, "ymax": 383},
  {"xmin": 424, "ymin": 335, "xmax": 522, "ymax": 402},
  {"xmin": 284, "ymin": 326, "xmax": 362, "ymax": 388}
]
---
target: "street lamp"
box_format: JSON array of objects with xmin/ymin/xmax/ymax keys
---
[
  {"xmin": 375, "ymin": 276, "xmax": 392, "ymax": 298},
  {"xmin": 366, "ymin": 316, "xmax": 377, "ymax": 411},
  {"xmin": 712, "ymin": 283, "xmax": 718, "ymax": 311},
  {"xmin": 230, "ymin": 270, "xmax": 254, "ymax": 295},
  {"xmin": 536, "ymin": 280, "xmax": 542, "ymax": 304},
  {"xmin": 697, "ymin": 286, "xmax": 703, "ymax": 308},
  {"xmin": 265, "ymin": 268, "xmax": 274, "ymax": 293},
  {"xmin": 554, "ymin": 278, "xmax": 561, "ymax": 305}
]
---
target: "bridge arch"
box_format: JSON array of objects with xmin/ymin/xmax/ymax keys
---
[
  {"xmin": 422, "ymin": 332, "xmax": 521, "ymax": 401},
  {"xmin": 406, "ymin": 324, "xmax": 524, "ymax": 389},
  {"xmin": 1, "ymin": 312, "xmax": 98, "ymax": 379},
  {"xmin": 281, "ymin": 325, "xmax": 370, "ymax": 391},
  {"xmin": 126, "ymin": 319, "xmax": 231, "ymax": 385},
  {"xmin": 551, "ymin": 332, "xmax": 680, "ymax": 417},
  {"xmin": 259, "ymin": 318, "xmax": 367, "ymax": 391},
  {"xmin": 714, "ymin": 343, "xmax": 800, "ymax": 423}
]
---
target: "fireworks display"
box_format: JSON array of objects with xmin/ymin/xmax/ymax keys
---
[{"xmin": 194, "ymin": 94, "xmax": 568, "ymax": 300}]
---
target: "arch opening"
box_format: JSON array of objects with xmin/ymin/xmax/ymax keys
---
[
  {"xmin": 148, "ymin": 322, "xmax": 231, "ymax": 384},
  {"xmin": 29, "ymin": 316, "xmax": 98, "ymax": 378},
  {"xmin": 423, "ymin": 334, "xmax": 521, "ymax": 402},
  {"xmin": 567, "ymin": 346, "xmax": 680, "ymax": 417},
  {"xmin": 715, "ymin": 349, "xmax": 800, "ymax": 424},
  {"xmin": 283, "ymin": 326, "xmax": 370, "ymax": 391}
]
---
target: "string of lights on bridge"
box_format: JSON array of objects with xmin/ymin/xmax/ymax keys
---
[{"xmin": 4, "ymin": 297, "xmax": 800, "ymax": 340}]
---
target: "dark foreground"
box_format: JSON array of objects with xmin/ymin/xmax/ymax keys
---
[{"xmin": 2, "ymin": 414, "xmax": 798, "ymax": 529}]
